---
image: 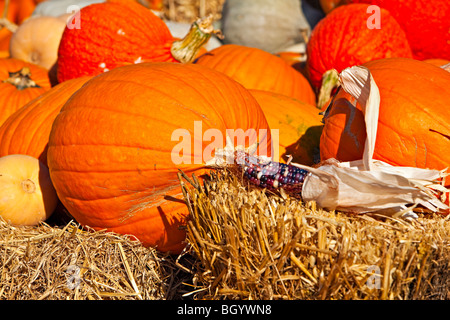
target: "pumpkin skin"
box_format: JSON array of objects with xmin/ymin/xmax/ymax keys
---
[
  {"xmin": 47, "ymin": 62, "xmax": 272, "ymax": 253},
  {"xmin": 0, "ymin": 76, "xmax": 91, "ymax": 166},
  {"xmin": 344, "ymin": 0, "xmax": 450, "ymax": 61},
  {"xmin": 9, "ymin": 15, "xmax": 67, "ymax": 70},
  {"xmin": 57, "ymin": 0, "xmax": 174, "ymax": 82},
  {"xmin": 195, "ymin": 44, "xmax": 316, "ymax": 105},
  {"xmin": 250, "ymin": 89, "xmax": 323, "ymax": 165},
  {"xmin": 424, "ymin": 59, "xmax": 450, "ymax": 68},
  {"xmin": 0, "ymin": 154, "xmax": 58, "ymax": 226},
  {"xmin": 306, "ymin": 4, "xmax": 413, "ymax": 89},
  {"xmin": 320, "ymin": 58, "xmax": 450, "ymax": 174},
  {"xmin": 0, "ymin": 58, "xmax": 51, "ymax": 127}
]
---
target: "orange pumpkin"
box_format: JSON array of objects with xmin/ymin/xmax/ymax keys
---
[
  {"xmin": 195, "ymin": 44, "xmax": 316, "ymax": 105},
  {"xmin": 306, "ymin": 4, "xmax": 413, "ymax": 89},
  {"xmin": 344, "ymin": 0, "xmax": 450, "ymax": 61},
  {"xmin": 320, "ymin": 58, "xmax": 450, "ymax": 174},
  {"xmin": 57, "ymin": 0, "xmax": 215, "ymax": 82},
  {"xmin": 0, "ymin": 76, "xmax": 91, "ymax": 166},
  {"xmin": 249, "ymin": 89, "xmax": 323, "ymax": 165},
  {"xmin": 47, "ymin": 62, "xmax": 272, "ymax": 253},
  {"xmin": 0, "ymin": 58, "xmax": 51, "ymax": 127}
]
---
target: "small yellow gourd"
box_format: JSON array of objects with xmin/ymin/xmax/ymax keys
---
[
  {"xmin": 0, "ymin": 154, "xmax": 57, "ymax": 226},
  {"xmin": 9, "ymin": 15, "xmax": 68, "ymax": 70}
]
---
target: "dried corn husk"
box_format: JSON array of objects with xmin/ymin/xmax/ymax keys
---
[{"xmin": 301, "ymin": 66, "xmax": 448, "ymax": 214}]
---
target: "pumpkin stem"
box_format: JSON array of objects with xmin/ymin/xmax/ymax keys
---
[
  {"xmin": 0, "ymin": 0, "xmax": 18, "ymax": 33},
  {"xmin": 0, "ymin": 17, "xmax": 18, "ymax": 33},
  {"xmin": 170, "ymin": 14, "xmax": 222, "ymax": 63},
  {"xmin": 3, "ymin": 67, "xmax": 41, "ymax": 90},
  {"xmin": 317, "ymin": 69, "xmax": 340, "ymax": 110}
]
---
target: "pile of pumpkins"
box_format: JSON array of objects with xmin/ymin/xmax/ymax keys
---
[{"xmin": 0, "ymin": 0, "xmax": 449, "ymax": 254}]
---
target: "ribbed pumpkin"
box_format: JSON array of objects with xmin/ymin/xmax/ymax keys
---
[
  {"xmin": 249, "ymin": 89, "xmax": 323, "ymax": 165},
  {"xmin": 47, "ymin": 62, "xmax": 272, "ymax": 253},
  {"xmin": 320, "ymin": 58, "xmax": 450, "ymax": 174},
  {"xmin": 344, "ymin": 0, "xmax": 450, "ymax": 61},
  {"xmin": 306, "ymin": 4, "xmax": 413, "ymax": 89},
  {"xmin": 57, "ymin": 0, "xmax": 215, "ymax": 83},
  {"xmin": 0, "ymin": 76, "xmax": 91, "ymax": 166},
  {"xmin": 195, "ymin": 44, "xmax": 316, "ymax": 105},
  {"xmin": 0, "ymin": 58, "xmax": 51, "ymax": 127}
]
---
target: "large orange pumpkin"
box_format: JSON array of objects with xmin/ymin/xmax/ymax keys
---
[
  {"xmin": 57, "ymin": 0, "xmax": 215, "ymax": 83},
  {"xmin": 47, "ymin": 62, "xmax": 272, "ymax": 253},
  {"xmin": 249, "ymin": 89, "xmax": 323, "ymax": 166},
  {"xmin": 320, "ymin": 58, "xmax": 450, "ymax": 175},
  {"xmin": 0, "ymin": 58, "xmax": 51, "ymax": 127},
  {"xmin": 195, "ymin": 44, "xmax": 316, "ymax": 106},
  {"xmin": 306, "ymin": 4, "xmax": 413, "ymax": 89},
  {"xmin": 343, "ymin": 0, "xmax": 450, "ymax": 61},
  {"xmin": 0, "ymin": 76, "xmax": 91, "ymax": 166}
]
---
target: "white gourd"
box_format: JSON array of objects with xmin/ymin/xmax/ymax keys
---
[{"xmin": 220, "ymin": 0, "xmax": 311, "ymax": 53}]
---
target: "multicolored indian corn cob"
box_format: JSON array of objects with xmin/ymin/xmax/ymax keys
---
[{"xmin": 232, "ymin": 150, "xmax": 309, "ymax": 197}]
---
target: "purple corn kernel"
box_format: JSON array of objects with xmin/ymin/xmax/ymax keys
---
[{"xmin": 236, "ymin": 151, "xmax": 309, "ymax": 197}]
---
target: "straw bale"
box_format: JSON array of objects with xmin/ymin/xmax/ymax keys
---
[
  {"xmin": 1, "ymin": 169, "xmax": 448, "ymax": 300},
  {"xmin": 0, "ymin": 219, "xmax": 188, "ymax": 300},
  {"xmin": 178, "ymin": 170, "xmax": 450, "ymax": 300}
]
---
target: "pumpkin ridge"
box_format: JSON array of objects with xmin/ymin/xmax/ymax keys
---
[
  {"xmin": 179, "ymin": 65, "xmax": 246, "ymax": 128},
  {"xmin": 59, "ymin": 105, "xmax": 187, "ymax": 134},
  {"xmin": 264, "ymin": 52, "xmax": 286, "ymax": 93},
  {"xmin": 57, "ymin": 174, "xmax": 189, "ymax": 204},
  {"xmin": 376, "ymin": 86, "xmax": 450, "ymax": 130},
  {"xmin": 64, "ymin": 79, "xmax": 216, "ymax": 126},
  {"xmin": 330, "ymin": 9, "xmax": 356, "ymax": 69},
  {"xmin": 22, "ymin": 99, "xmax": 64, "ymax": 157},
  {"xmin": 48, "ymin": 139, "xmax": 177, "ymax": 155},
  {"xmin": 220, "ymin": 46, "xmax": 253, "ymax": 79},
  {"xmin": 373, "ymin": 67, "xmax": 450, "ymax": 95},
  {"xmin": 142, "ymin": 67, "xmax": 224, "ymax": 122}
]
